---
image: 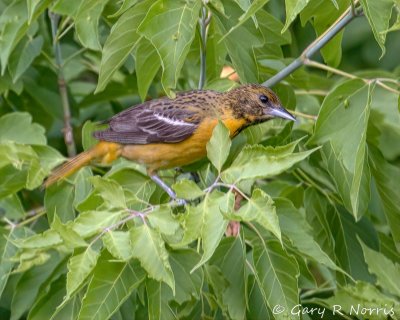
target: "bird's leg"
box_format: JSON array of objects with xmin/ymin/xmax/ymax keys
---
[{"xmin": 148, "ymin": 170, "xmax": 186, "ymax": 205}]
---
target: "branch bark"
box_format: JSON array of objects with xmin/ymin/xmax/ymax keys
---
[
  {"xmin": 49, "ymin": 11, "xmax": 76, "ymax": 157},
  {"xmin": 262, "ymin": 3, "xmax": 363, "ymax": 88},
  {"xmin": 198, "ymin": 5, "xmax": 211, "ymax": 90}
]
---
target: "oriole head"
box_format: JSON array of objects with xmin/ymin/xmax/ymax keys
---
[{"xmin": 226, "ymin": 84, "xmax": 296, "ymax": 122}]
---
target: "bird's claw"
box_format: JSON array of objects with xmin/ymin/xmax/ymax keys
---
[{"xmin": 173, "ymin": 198, "xmax": 187, "ymax": 206}]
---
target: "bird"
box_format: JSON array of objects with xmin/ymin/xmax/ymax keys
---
[{"xmin": 44, "ymin": 84, "xmax": 295, "ymax": 201}]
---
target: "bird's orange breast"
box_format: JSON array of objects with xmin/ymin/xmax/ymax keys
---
[{"xmin": 120, "ymin": 116, "xmax": 246, "ymax": 171}]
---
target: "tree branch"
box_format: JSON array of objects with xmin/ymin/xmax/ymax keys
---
[
  {"xmin": 198, "ymin": 5, "xmax": 211, "ymax": 90},
  {"xmin": 262, "ymin": 3, "xmax": 363, "ymax": 88},
  {"xmin": 49, "ymin": 11, "xmax": 76, "ymax": 157},
  {"xmin": 305, "ymin": 59, "xmax": 400, "ymax": 95}
]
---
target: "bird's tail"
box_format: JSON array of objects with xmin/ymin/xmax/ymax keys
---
[{"xmin": 44, "ymin": 141, "xmax": 121, "ymax": 188}]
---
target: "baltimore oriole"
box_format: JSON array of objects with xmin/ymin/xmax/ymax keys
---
[{"xmin": 45, "ymin": 84, "xmax": 295, "ymax": 200}]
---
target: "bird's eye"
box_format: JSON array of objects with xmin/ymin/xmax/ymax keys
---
[{"xmin": 259, "ymin": 95, "xmax": 269, "ymax": 104}]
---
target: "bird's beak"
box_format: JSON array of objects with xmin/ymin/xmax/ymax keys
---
[{"xmin": 269, "ymin": 106, "xmax": 296, "ymax": 121}]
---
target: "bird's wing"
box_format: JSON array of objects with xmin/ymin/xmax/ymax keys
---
[{"xmin": 93, "ymin": 92, "xmax": 214, "ymax": 144}]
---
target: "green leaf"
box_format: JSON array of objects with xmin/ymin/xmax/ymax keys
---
[
  {"xmin": 213, "ymin": 1, "xmax": 263, "ymax": 83},
  {"xmin": 277, "ymin": 198, "xmax": 343, "ymax": 272},
  {"xmin": 51, "ymin": 214, "xmax": 87, "ymax": 248},
  {"xmin": 90, "ymin": 176, "xmax": 126, "ymax": 209},
  {"xmin": 247, "ymin": 275, "xmax": 272, "ymax": 319},
  {"xmin": 359, "ymin": 0, "xmax": 394, "ymax": 56},
  {"xmin": 169, "ymin": 249, "xmax": 203, "ymax": 304},
  {"xmin": 253, "ymin": 238, "xmax": 300, "ymax": 320},
  {"xmin": 0, "ymin": 0, "xmax": 48, "ymax": 75},
  {"xmin": 327, "ymin": 206, "xmax": 378, "ymax": 283},
  {"xmin": 0, "ymin": 143, "xmax": 50, "ymax": 193},
  {"xmin": 222, "ymin": 144, "xmax": 318, "ymax": 184},
  {"xmin": 75, "ymin": 0, "xmax": 108, "ymax": 50},
  {"xmin": 300, "ymin": 0, "xmax": 348, "ymax": 67},
  {"xmin": 27, "ymin": 0, "xmax": 41, "ymax": 23},
  {"xmin": 210, "ymin": 237, "xmax": 246, "ymax": 320},
  {"xmin": 310, "ymin": 79, "xmax": 373, "ymax": 219},
  {"xmin": 135, "ymin": 38, "xmax": 161, "ymax": 101},
  {"xmin": 0, "ymin": 145, "xmax": 33, "ymax": 197},
  {"xmin": 209, "ymin": 0, "xmax": 226, "ymax": 15},
  {"xmin": 137, "ymin": 0, "xmax": 202, "ymax": 96},
  {"xmin": 106, "ymin": 167, "xmax": 155, "ymax": 203},
  {"xmin": 204, "ymin": 264, "xmax": 229, "ymax": 311},
  {"xmin": 51, "ymin": 0, "xmax": 83, "ymax": 16},
  {"xmin": 0, "ymin": 112, "xmax": 46, "ymax": 145},
  {"xmin": 147, "ymin": 205, "xmax": 181, "ymax": 236},
  {"xmin": 78, "ymin": 252, "xmax": 146, "ymax": 320},
  {"xmin": 81, "ymin": 120, "xmax": 100, "ymax": 151},
  {"xmin": 28, "ymin": 275, "xmax": 68, "ymax": 320},
  {"xmin": 49, "ymin": 290, "xmax": 81, "ymax": 320},
  {"xmin": 320, "ymin": 281, "xmax": 400, "ymax": 319},
  {"xmin": 66, "ymin": 247, "xmax": 100, "ymax": 298},
  {"xmin": 0, "ymin": 0, "xmax": 28, "ymax": 75},
  {"xmin": 360, "ymin": 241, "xmax": 400, "ymax": 297},
  {"xmin": 130, "ymin": 224, "xmax": 175, "ymax": 291},
  {"xmin": 45, "ymin": 183, "xmax": 75, "ymax": 223},
  {"xmin": 45, "ymin": 168, "xmax": 89, "ymax": 224},
  {"xmin": 378, "ymin": 232, "xmax": 400, "ymax": 265},
  {"xmin": 0, "ymin": 227, "xmax": 32, "ymax": 297},
  {"xmin": 70, "ymin": 210, "xmax": 124, "ymax": 239},
  {"xmin": 206, "ymin": 121, "xmax": 231, "ymax": 172},
  {"xmin": 109, "ymin": 0, "xmax": 139, "ymax": 18},
  {"xmin": 145, "ymin": 279, "xmax": 176, "ymax": 320},
  {"xmin": 8, "ymin": 35, "xmax": 43, "ymax": 82},
  {"xmin": 204, "ymin": 21, "xmax": 227, "ymax": 80},
  {"xmin": 190, "ymin": 191, "xmax": 229, "ymax": 271},
  {"xmin": 10, "ymin": 253, "xmax": 62, "ymax": 320},
  {"xmin": 96, "ymin": 0, "xmax": 151, "ymax": 92},
  {"xmin": 368, "ymin": 86, "xmax": 400, "ymax": 160},
  {"xmin": 221, "ymin": 0, "xmax": 270, "ymax": 40},
  {"xmin": 0, "ymin": 194, "xmax": 25, "ymax": 220},
  {"xmin": 16, "ymin": 229, "xmax": 63, "ymax": 249},
  {"xmin": 102, "ymin": 231, "xmax": 133, "ymax": 261},
  {"xmin": 256, "ymin": 8, "xmax": 291, "ymax": 50},
  {"xmin": 369, "ymin": 147, "xmax": 400, "ymax": 246},
  {"xmin": 172, "ymin": 179, "xmax": 204, "ymax": 200},
  {"xmin": 228, "ymin": 189, "xmax": 281, "ymax": 242},
  {"xmin": 283, "ymin": 0, "xmax": 311, "ymax": 32},
  {"xmin": 304, "ymin": 188, "xmax": 335, "ymax": 260}
]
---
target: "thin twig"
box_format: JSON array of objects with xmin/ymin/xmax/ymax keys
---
[
  {"xmin": 198, "ymin": 5, "xmax": 211, "ymax": 90},
  {"xmin": 89, "ymin": 207, "xmax": 152, "ymax": 247},
  {"xmin": 16, "ymin": 208, "xmax": 47, "ymax": 228},
  {"xmin": 375, "ymin": 78, "xmax": 400, "ymax": 86},
  {"xmin": 291, "ymin": 110, "xmax": 318, "ymax": 121},
  {"xmin": 56, "ymin": 17, "xmax": 75, "ymax": 41},
  {"xmin": 62, "ymin": 48, "xmax": 87, "ymax": 67},
  {"xmin": 305, "ymin": 59, "xmax": 357, "ymax": 79},
  {"xmin": 49, "ymin": 11, "xmax": 77, "ymax": 157},
  {"xmin": 305, "ymin": 59, "xmax": 400, "ymax": 95},
  {"xmin": 294, "ymin": 169, "xmax": 342, "ymax": 205},
  {"xmin": 263, "ymin": 3, "xmax": 361, "ymax": 87},
  {"xmin": 295, "ymin": 89, "xmax": 329, "ymax": 96},
  {"xmin": 375, "ymin": 80, "xmax": 400, "ymax": 95}
]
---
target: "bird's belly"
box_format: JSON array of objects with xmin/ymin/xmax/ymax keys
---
[
  {"xmin": 120, "ymin": 119, "xmax": 217, "ymax": 171},
  {"xmin": 120, "ymin": 117, "xmax": 247, "ymax": 171},
  {"xmin": 122, "ymin": 140, "xmax": 207, "ymax": 170}
]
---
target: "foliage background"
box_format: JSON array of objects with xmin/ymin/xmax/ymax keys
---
[{"xmin": 0, "ymin": 0, "xmax": 400, "ymax": 319}]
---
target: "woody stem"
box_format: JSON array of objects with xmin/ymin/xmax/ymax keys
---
[
  {"xmin": 262, "ymin": 2, "xmax": 363, "ymax": 88},
  {"xmin": 198, "ymin": 5, "xmax": 210, "ymax": 90},
  {"xmin": 49, "ymin": 11, "xmax": 76, "ymax": 157}
]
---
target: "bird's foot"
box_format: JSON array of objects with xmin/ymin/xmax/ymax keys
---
[
  {"xmin": 149, "ymin": 172, "xmax": 187, "ymax": 206},
  {"xmin": 173, "ymin": 198, "xmax": 187, "ymax": 206}
]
